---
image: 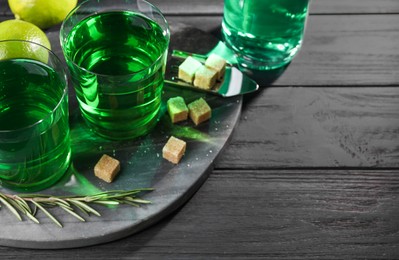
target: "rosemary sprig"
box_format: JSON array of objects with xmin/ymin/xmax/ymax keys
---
[{"xmin": 0, "ymin": 188, "xmax": 153, "ymax": 228}]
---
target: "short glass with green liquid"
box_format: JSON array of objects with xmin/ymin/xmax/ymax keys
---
[
  {"xmin": 60, "ymin": 0, "xmax": 170, "ymax": 140},
  {"xmin": 222, "ymin": 0, "xmax": 310, "ymax": 70},
  {"xmin": 0, "ymin": 40, "xmax": 71, "ymax": 192}
]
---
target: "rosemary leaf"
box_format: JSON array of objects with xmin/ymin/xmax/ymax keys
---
[
  {"xmin": 67, "ymin": 201, "xmax": 90, "ymax": 217},
  {"xmin": 0, "ymin": 195, "xmax": 22, "ymax": 221},
  {"xmin": 25, "ymin": 211, "xmax": 40, "ymax": 224},
  {"xmin": 0, "ymin": 187, "xmax": 153, "ymax": 227},
  {"xmin": 54, "ymin": 202, "xmax": 74, "ymax": 211},
  {"xmin": 51, "ymin": 197, "xmax": 71, "ymax": 208},
  {"xmin": 31, "ymin": 200, "xmax": 63, "ymax": 228},
  {"xmin": 32, "ymin": 204, "xmax": 38, "ymax": 216},
  {"xmin": 68, "ymin": 200, "xmax": 101, "ymax": 217},
  {"xmin": 92, "ymin": 200, "xmax": 120, "ymax": 205},
  {"xmin": 124, "ymin": 197, "xmax": 152, "ymax": 204},
  {"xmin": 6, "ymin": 198, "xmax": 28, "ymax": 215},
  {"xmin": 14, "ymin": 195, "xmax": 32, "ymax": 213},
  {"xmin": 120, "ymin": 201, "xmax": 139, "ymax": 207},
  {"xmin": 59, "ymin": 206, "xmax": 85, "ymax": 222}
]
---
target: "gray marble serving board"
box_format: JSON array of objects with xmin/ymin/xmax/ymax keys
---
[{"xmin": 0, "ymin": 25, "xmax": 243, "ymax": 249}]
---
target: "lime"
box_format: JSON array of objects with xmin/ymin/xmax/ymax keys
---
[
  {"xmin": 0, "ymin": 19, "xmax": 51, "ymax": 62},
  {"xmin": 8, "ymin": 0, "xmax": 78, "ymax": 29}
]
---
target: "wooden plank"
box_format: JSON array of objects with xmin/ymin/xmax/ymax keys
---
[
  {"xmin": 127, "ymin": 0, "xmax": 224, "ymax": 15},
  {"xmin": 216, "ymin": 87, "xmax": 399, "ymax": 169},
  {"xmin": 1, "ymin": 169, "xmax": 398, "ymax": 258},
  {"xmin": 0, "ymin": 0, "xmax": 223, "ymax": 16},
  {"xmin": 155, "ymin": 0, "xmax": 399, "ymax": 15},
  {"xmin": 44, "ymin": 14, "xmax": 399, "ymax": 87},
  {"xmin": 84, "ymin": 0, "xmax": 399, "ymax": 15},
  {"xmin": 312, "ymin": 0, "xmax": 399, "ymax": 14},
  {"xmin": 2, "ymin": 0, "xmax": 399, "ymax": 17},
  {"xmin": 157, "ymin": 0, "xmax": 399, "ymax": 15},
  {"xmin": 0, "ymin": 1, "xmax": 9, "ymax": 16},
  {"xmin": 272, "ymin": 14, "xmax": 399, "ymax": 86},
  {"xmin": 166, "ymin": 14, "xmax": 399, "ymax": 87}
]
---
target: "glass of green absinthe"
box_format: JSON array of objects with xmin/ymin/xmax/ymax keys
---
[
  {"xmin": 0, "ymin": 40, "xmax": 71, "ymax": 192},
  {"xmin": 60, "ymin": 0, "xmax": 170, "ymax": 140}
]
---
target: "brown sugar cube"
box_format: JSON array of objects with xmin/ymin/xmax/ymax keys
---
[
  {"xmin": 167, "ymin": 96, "xmax": 189, "ymax": 123},
  {"xmin": 193, "ymin": 65, "xmax": 218, "ymax": 90},
  {"xmin": 178, "ymin": 56, "xmax": 203, "ymax": 83},
  {"xmin": 205, "ymin": 54, "xmax": 227, "ymax": 80},
  {"xmin": 94, "ymin": 154, "xmax": 121, "ymax": 183},
  {"xmin": 162, "ymin": 136, "xmax": 186, "ymax": 164},
  {"xmin": 188, "ymin": 98, "xmax": 211, "ymax": 125}
]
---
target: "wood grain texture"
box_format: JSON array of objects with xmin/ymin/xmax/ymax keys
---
[
  {"xmin": 154, "ymin": 0, "xmax": 399, "ymax": 15},
  {"xmin": 273, "ymin": 15, "xmax": 399, "ymax": 86},
  {"xmin": 1, "ymin": 0, "xmax": 399, "ymax": 16},
  {"xmin": 38, "ymin": 14, "xmax": 399, "ymax": 88},
  {"xmin": 1, "ymin": 169, "xmax": 398, "ymax": 259},
  {"xmin": 217, "ymin": 87, "xmax": 399, "ymax": 169},
  {"xmin": 164, "ymin": 15, "xmax": 399, "ymax": 87},
  {"xmin": 312, "ymin": 0, "xmax": 399, "ymax": 14},
  {"xmin": 1, "ymin": 0, "xmax": 399, "ymax": 258}
]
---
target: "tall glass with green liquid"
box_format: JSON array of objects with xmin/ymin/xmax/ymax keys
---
[
  {"xmin": 222, "ymin": 0, "xmax": 310, "ymax": 70},
  {"xmin": 0, "ymin": 40, "xmax": 71, "ymax": 192},
  {"xmin": 60, "ymin": 0, "xmax": 170, "ymax": 140}
]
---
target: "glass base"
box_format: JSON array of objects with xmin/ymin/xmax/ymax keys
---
[
  {"xmin": 234, "ymin": 44, "xmax": 302, "ymax": 71},
  {"xmin": 237, "ymin": 54, "xmax": 289, "ymax": 71},
  {"xmin": 0, "ymin": 152, "xmax": 71, "ymax": 192},
  {"xmin": 84, "ymin": 113, "xmax": 160, "ymax": 141}
]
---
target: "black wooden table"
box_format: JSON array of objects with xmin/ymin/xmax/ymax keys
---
[{"xmin": 1, "ymin": 0, "xmax": 399, "ymax": 258}]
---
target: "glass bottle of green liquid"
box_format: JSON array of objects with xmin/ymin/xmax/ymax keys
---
[{"xmin": 222, "ymin": 0, "xmax": 310, "ymax": 70}]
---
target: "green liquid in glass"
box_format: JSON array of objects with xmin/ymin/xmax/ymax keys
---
[
  {"xmin": 222, "ymin": 0, "xmax": 310, "ymax": 70},
  {"xmin": 0, "ymin": 59, "xmax": 71, "ymax": 192},
  {"xmin": 64, "ymin": 11, "xmax": 168, "ymax": 140}
]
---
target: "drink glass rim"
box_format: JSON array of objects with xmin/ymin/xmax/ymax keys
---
[
  {"xmin": 0, "ymin": 39, "xmax": 68, "ymax": 134},
  {"xmin": 60, "ymin": 0, "xmax": 171, "ymax": 78}
]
